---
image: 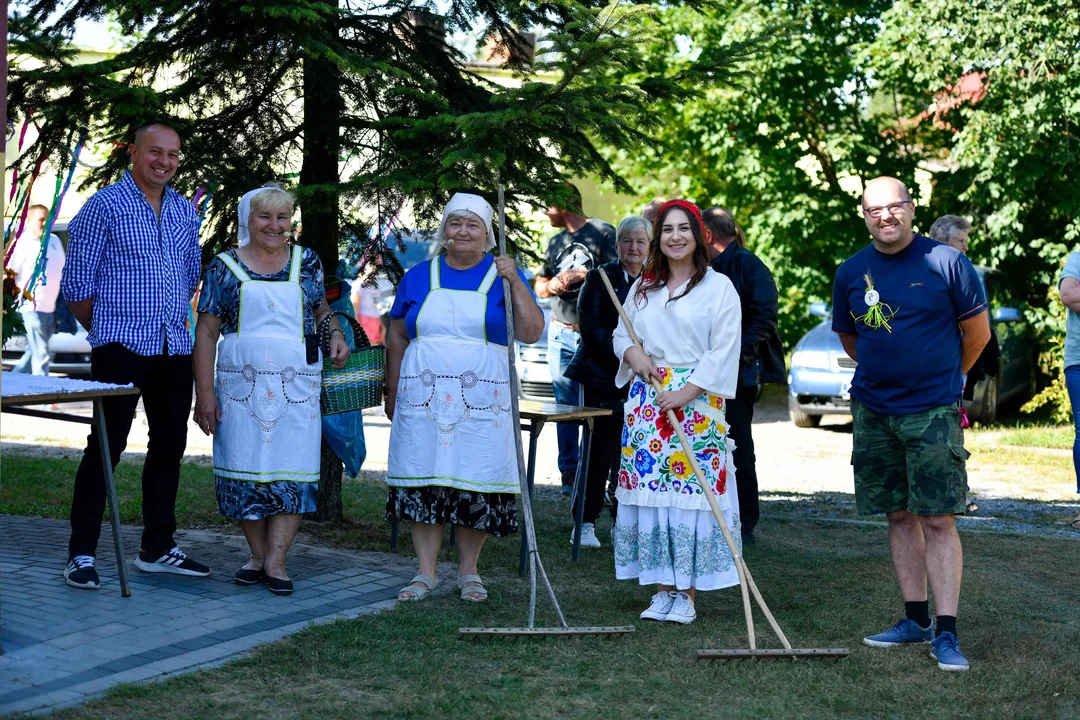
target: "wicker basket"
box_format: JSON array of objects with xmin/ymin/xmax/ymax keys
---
[{"xmin": 319, "ymin": 311, "xmax": 386, "ymax": 415}]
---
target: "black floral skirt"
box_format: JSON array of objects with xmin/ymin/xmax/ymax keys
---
[
  {"xmin": 216, "ymin": 477, "xmax": 318, "ymax": 520},
  {"xmin": 386, "ymin": 487, "xmax": 518, "ymax": 538}
]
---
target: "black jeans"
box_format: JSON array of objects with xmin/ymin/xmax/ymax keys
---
[
  {"xmin": 726, "ymin": 383, "xmax": 759, "ymax": 535},
  {"xmin": 570, "ymin": 385, "xmax": 623, "ymax": 525},
  {"xmin": 69, "ymin": 343, "xmax": 193, "ymax": 559}
]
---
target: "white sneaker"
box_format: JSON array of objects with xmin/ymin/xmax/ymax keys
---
[
  {"xmin": 664, "ymin": 592, "xmax": 696, "ymax": 624},
  {"xmin": 640, "ymin": 591, "xmax": 676, "ymax": 621},
  {"xmin": 570, "ymin": 523, "xmax": 601, "ymax": 548}
]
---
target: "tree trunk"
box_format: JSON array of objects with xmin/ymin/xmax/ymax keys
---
[
  {"xmin": 301, "ymin": 2, "xmax": 345, "ymax": 521},
  {"xmin": 314, "ymin": 437, "xmax": 344, "ymax": 522}
]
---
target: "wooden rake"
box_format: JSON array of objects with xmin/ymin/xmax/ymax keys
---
[
  {"xmin": 597, "ymin": 270, "xmax": 847, "ymax": 660},
  {"xmin": 459, "ymin": 186, "xmax": 634, "ymax": 640}
]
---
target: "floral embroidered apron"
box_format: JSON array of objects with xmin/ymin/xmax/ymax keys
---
[
  {"xmin": 213, "ymin": 245, "xmax": 322, "ymax": 483},
  {"xmin": 386, "ymin": 258, "xmax": 518, "ymax": 494}
]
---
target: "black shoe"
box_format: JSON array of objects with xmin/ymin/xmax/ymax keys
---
[
  {"xmin": 235, "ymin": 567, "xmax": 265, "ymax": 585},
  {"xmin": 741, "ymin": 531, "xmax": 757, "ymax": 546},
  {"xmin": 64, "ymin": 555, "xmax": 101, "ymax": 589},
  {"xmin": 264, "ymin": 575, "xmax": 294, "ymax": 595},
  {"xmin": 134, "ymin": 546, "xmax": 211, "ymax": 577}
]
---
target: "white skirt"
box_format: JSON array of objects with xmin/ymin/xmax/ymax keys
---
[{"xmin": 613, "ymin": 500, "xmax": 742, "ymax": 592}]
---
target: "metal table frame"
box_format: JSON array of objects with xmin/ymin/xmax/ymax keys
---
[
  {"xmin": 387, "ymin": 401, "xmax": 612, "ymax": 576},
  {"xmin": 1, "ymin": 383, "xmax": 140, "ymax": 598}
]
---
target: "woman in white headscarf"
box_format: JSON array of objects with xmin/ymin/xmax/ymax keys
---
[
  {"xmin": 385, "ymin": 193, "xmax": 544, "ymax": 602},
  {"xmin": 192, "ymin": 183, "xmax": 349, "ymax": 595}
]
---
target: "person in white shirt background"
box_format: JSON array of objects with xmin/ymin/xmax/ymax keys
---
[
  {"xmin": 7, "ymin": 204, "xmax": 66, "ymax": 376},
  {"xmin": 611, "ymin": 199, "xmax": 743, "ymax": 626},
  {"xmin": 350, "ymin": 260, "xmax": 392, "ymax": 346}
]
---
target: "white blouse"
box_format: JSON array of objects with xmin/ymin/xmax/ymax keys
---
[{"xmin": 613, "ymin": 268, "xmax": 742, "ymax": 399}]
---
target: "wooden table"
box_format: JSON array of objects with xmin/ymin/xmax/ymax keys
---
[
  {"xmin": 388, "ymin": 400, "xmax": 613, "ymax": 575},
  {"xmin": 1, "ymin": 372, "xmax": 140, "ymax": 597},
  {"xmin": 517, "ymin": 400, "xmax": 612, "ymax": 573}
]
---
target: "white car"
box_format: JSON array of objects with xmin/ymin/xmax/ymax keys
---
[
  {"xmin": 514, "ymin": 298, "xmax": 554, "ymax": 401},
  {"xmin": 2, "ymin": 325, "xmax": 92, "ymax": 376}
]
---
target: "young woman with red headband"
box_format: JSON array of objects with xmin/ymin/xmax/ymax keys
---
[{"xmin": 611, "ymin": 200, "xmax": 743, "ymax": 624}]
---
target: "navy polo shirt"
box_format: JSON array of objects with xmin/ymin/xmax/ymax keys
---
[{"xmin": 832, "ymin": 233, "xmax": 987, "ymax": 415}]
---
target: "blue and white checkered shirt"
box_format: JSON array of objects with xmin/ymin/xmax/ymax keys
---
[{"xmin": 61, "ymin": 172, "xmax": 201, "ymax": 356}]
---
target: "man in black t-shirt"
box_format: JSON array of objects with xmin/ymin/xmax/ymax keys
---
[{"xmin": 535, "ymin": 184, "xmax": 617, "ymax": 494}]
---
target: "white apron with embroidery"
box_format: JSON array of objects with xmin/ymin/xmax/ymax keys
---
[
  {"xmin": 213, "ymin": 245, "xmax": 322, "ymax": 483},
  {"xmin": 387, "ymin": 258, "xmax": 518, "ymax": 494}
]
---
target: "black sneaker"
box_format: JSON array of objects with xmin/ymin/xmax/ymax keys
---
[
  {"xmin": 134, "ymin": 546, "xmax": 211, "ymax": 577},
  {"xmin": 64, "ymin": 555, "xmax": 101, "ymax": 589}
]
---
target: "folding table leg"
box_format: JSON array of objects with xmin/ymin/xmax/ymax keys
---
[
  {"xmin": 95, "ymin": 400, "xmax": 131, "ymax": 598},
  {"xmin": 390, "ymin": 521, "xmax": 399, "ymax": 549},
  {"xmin": 571, "ymin": 418, "xmax": 593, "ymax": 562},
  {"xmin": 519, "ymin": 419, "xmax": 543, "ymax": 577}
]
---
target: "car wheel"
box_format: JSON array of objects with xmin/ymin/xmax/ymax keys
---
[
  {"xmin": 977, "ymin": 376, "xmax": 998, "ymax": 426},
  {"xmin": 791, "ymin": 409, "xmax": 822, "ymax": 428}
]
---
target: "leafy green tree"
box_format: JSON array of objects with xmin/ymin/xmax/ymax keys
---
[
  {"xmin": 613, "ymin": 0, "xmax": 915, "ymax": 344},
  {"xmin": 7, "ymin": 0, "xmax": 746, "ymax": 517},
  {"xmin": 871, "ymin": 0, "xmax": 1080, "ymax": 416}
]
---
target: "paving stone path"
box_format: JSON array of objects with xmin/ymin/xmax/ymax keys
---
[{"xmin": 0, "ymin": 515, "xmax": 414, "ymax": 717}]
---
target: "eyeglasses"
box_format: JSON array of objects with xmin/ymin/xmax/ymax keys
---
[{"xmin": 862, "ymin": 201, "xmax": 912, "ymax": 219}]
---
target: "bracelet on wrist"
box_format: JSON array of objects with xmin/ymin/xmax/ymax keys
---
[{"xmin": 329, "ymin": 328, "xmax": 345, "ymax": 338}]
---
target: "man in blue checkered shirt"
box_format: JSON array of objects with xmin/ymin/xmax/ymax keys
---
[{"xmin": 60, "ymin": 121, "xmax": 212, "ymax": 589}]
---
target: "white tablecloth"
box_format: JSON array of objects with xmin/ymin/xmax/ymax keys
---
[{"xmin": 1, "ymin": 371, "xmax": 134, "ymax": 399}]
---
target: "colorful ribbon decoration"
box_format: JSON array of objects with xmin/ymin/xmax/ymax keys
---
[{"xmin": 22, "ymin": 132, "xmax": 87, "ymax": 305}]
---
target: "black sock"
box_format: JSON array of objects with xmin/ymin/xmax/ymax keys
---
[
  {"xmin": 905, "ymin": 601, "xmax": 931, "ymax": 629},
  {"xmin": 935, "ymin": 615, "xmax": 957, "ymax": 638}
]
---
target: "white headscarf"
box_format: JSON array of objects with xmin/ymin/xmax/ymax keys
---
[
  {"xmin": 236, "ymin": 187, "xmax": 274, "ymax": 247},
  {"xmin": 436, "ymin": 193, "xmax": 497, "ymax": 251}
]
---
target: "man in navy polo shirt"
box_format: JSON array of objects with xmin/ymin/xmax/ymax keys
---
[{"xmin": 832, "ymin": 176, "xmax": 990, "ymax": 671}]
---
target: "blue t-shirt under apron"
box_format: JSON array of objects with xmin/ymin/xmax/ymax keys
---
[
  {"xmin": 390, "ymin": 254, "xmax": 536, "ymax": 346},
  {"xmin": 831, "ymin": 233, "xmax": 987, "ymax": 415}
]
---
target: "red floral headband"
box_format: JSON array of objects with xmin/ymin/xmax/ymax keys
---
[{"xmin": 655, "ymin": 199, "xmax": 704, "ymax": 238}]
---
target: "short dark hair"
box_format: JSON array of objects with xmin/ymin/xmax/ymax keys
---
[
  {"xmin": 702, "ymin": 206, "xmax": 737, "ymax": 239},
  {"xmin": 134, "ymin": 120, "xmax": 180, "ymax": 144},
  {"xmin": 556, "ymin": 183, "xmax": 583, "ymax": 214}
]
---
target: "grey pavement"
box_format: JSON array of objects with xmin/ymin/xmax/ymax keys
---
[{"xmin": 0, "ymin": 515, "xmax": 414, "ymax": 717}]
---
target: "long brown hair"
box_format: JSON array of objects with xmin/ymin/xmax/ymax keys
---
[{"xmin": 635, "ymin": 200, "xmax": 711, "ymax": 306}]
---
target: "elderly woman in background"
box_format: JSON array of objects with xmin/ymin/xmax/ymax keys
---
[
  {"xmin": 193, "ymin": 184, "xmax": 349, "ymax": 595},
  {"xmin": 564, "ymin": 216, "xmax": 651, "ymax": 548},
  {"xmin": 385, "ymin": 193, "xmax": 544, "ymax": 602}
]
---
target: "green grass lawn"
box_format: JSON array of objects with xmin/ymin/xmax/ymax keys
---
[
  {"xmin": 3, "ymin": 456, "xmax": 1078, "ymax": 719},
  {"xmin": 969, "ymin": 423, "xmax": 1075, "ymax": 450}
]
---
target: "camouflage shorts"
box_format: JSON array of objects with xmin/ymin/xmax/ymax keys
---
[{"xmin": 851, "ymin": 399, "xmax": 970, "ymax": 516}]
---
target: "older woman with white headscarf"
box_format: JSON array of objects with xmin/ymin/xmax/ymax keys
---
[
  {"xmin": 385, "ymin": 192, "xmax": 544, "ymax": 602},
  {"xmin": 192, "ymin": 182, "xmax": 349, "ymax": 595}
]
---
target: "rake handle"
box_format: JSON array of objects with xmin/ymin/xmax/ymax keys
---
[
  {"xmin": 498, "ymin": 185, "xmax": 568, "ymax": 630},
  {"xmin": 598, "ymin": 270, "xmax": 791, "ymax": 651}
]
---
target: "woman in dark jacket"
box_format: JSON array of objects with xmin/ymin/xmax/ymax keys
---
[{"xmin": 564, "ymin": 215, "xmax": 651, "ymax": 547}]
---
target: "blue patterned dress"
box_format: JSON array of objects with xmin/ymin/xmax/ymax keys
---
[{"xmin": 198, "ymin": 245, "xmax": 324, "ymax": 519}]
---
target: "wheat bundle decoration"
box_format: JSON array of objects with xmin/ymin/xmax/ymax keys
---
[
  {"xmin": 458, "ymin": 187, "xmax": 634, "ymax": 640},
  {"xmin": 596, "ymin": 269, "xmax": 848, "ymax": 661}
]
